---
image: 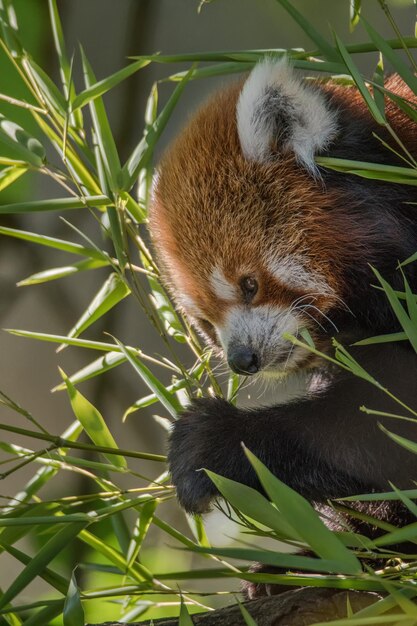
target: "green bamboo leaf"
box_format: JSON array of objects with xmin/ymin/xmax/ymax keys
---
[
  {"xmin": 379, "ymin": 424, "xmax": 417, "ymax": 457},
  {"xmin": 22, "ymin": 602, "xmax": 65, "ymax": 626},
  {"xmin": 53, "ymin": 351, "xmax": 127, "ymax": 391},
  {"xmin": 332, "ymin": 340, "xmax": 381, "ymax": 387},
  {"xmin": 80, "ymin": 46, "xmax": 121, "ymax": 192},
  {"xmin": 179, "ymin": 598, "xmax": 194, "ymax": 626},
  {"xmin": 131, "ymin": 50, "xmax": 289, "ymax": 63},
  {"xmin": 0, "ymin": 165, "xmax": 27, "ymax": 191},
  {"xmin": 121, "ymin": 67, "xmax": 194, "ymax": 191},
  {"xmin": 127, "ymin": 500, "xmax": 158, "ymax": 570},
  {"xmin": 147, "ymin": 273, "xmax": 187, "ymax": 343},
  {"xmin": 0, "ymin": 157, "xmax": 27, "ymax": 166},
  {"xmin": 0, "ymin": 195, "xmax": 110, "ymax": 215},
  {"xmin": 167, "ymin": 61, "xmax": 253, "ymax": 83},
  {"xmin": 316, "ymin": 157, "xmax": 417, "ymax": 185},
  {"xmin": 0, "ymin": 521, "xmax": 87, "ymax": 611},
  {"xmin": 79, "ymin": 528, "xmax": 152, "ymax": 582},
  {"xmin": 362, "ymin": 18, "xmax": 417, "ymax": 95},
  {"xmin": 1, "ymin": 543, "xmax": 68, "ymax": 594},
  {"xmin": 193, "ymin": 545, "xmax": 355, "ymax": 574},
  {"xmin": 372, "ymin": 53, "xmax": 385, "ymax": 120},
  {"xmin": 32, "ymin": 111, "xmax": 99, "ymax": 195},
  {"xmin": 0, "ymin": 113, "xmax": 45, "ymax": 166},
  {"xmin": 6, "ymin": 329, "xmax": 134, "ymax": 353},
  {"xmin": 401, "ymin": 271, "xmax": 417, "ymax": 328},
  {"xmin": 72, "ymin": 58, "xmax": 150, "ymax": 111},
  {"xmin": 238, "ymin": 600, "xmax": 258, "ymax": 626},
  {"xmin": 61, "ymin": 369, "xmax": 127, "ymax": 468},
  {"xmin": 123, "ymin": 378, "xmax": 189, "ymax": 420},
  {"xmin": 276, "ymin": 0, "xmax": 339, "ymax": 61},
  {"xmin": 205, "ymin": 470, "xmax": 301, "ymax": 541},
  {"xmin": 371, "ymin": 268, "xmax": 417, "ymax": 353},
  {"xmin": 59, "ymin": 272, "xmax": 130, "ymax": 349},
  {"xmin": 47, "ymin": 0, "xmax": 71, "ymax": 98},
  {"xmin": 334, "ymin": 34, "xmax": 386, "ymax": 125},
  {"xmin": 0, "ymin": 225, "xmax": 106, "ymax": 260},
  {"xmin": 121, "ymin": 191, "xmax": 146, "ymax": 223},
  {"xmin": 0, "ymin": 0, "xmax": 22, "ymax": 57},
  {"xmin": 243, "ymin": 448, "xmax": 361, "ymax": 574},
  {"xmin": 373, "ymin": 519, "xmax": 417, "ymax": 548},
  {"xmin": 23, "ymin": 57, "xmax": 67, "ymax": 115},
  {"xmin": 349, "ymin": 0, "xmax": 361, "ymax": 31},
  {"xmin": 114, "ymin": 338, "xmax": 182, "ymax": 418},
  {"xmin": 400, "ymin": 250, "xmax": 417, "ymax": 268},
  {"xmin": 354, "ymin": 332, "xmax": 407, "ymax": 346},
  {"xmin": 106, "ymin": 204, "xmax": 126, "ymax": 270},
  {"xmin": 63, "ymin": 571, "xmax": 84, "ymax": 626},
  {"xmin": 18, "ymin": 258, "xmax": 109, "ymax": 286}
]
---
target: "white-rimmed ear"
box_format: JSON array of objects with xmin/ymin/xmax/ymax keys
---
[{"xmin": 236, "ymin": 58, "xmax": 338, "ymax": 175}]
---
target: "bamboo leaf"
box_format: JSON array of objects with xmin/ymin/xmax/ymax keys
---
[
  {"xmin": 59, "ymin": 272, "xmax": 130, "ymax": 349},
  {"xmin": 115, "ymin": 338, "xmax": 182, "ymax": 418},
  {"xmin": 275, "ymin": 0, "xmax": 339, "ymax": 61},
  {"xmin": 354, "ymin": 332, "xmax": 407, "ymax": 346},
  {"xmin": 316, "ymin": 156, "xmax": 417, "ymax": 185},
  {"xmin": 238, "ymin": 600, "xmax": 258, "ymax": 626},
  {"xmin": 47, "ymin": 0, "xmax": 71, "ymax": 99},
  {"xmin": 371, "ymin": 268, "xmax": 417, "ymax": 353},
  {"xmin": 179, "ymin": 598, "xmax": 194, "ymax": 626},
  {"xmin": 0, "ymin": 522, "xmax": 87, "ymax": 611},
  {"xmin": 80, "ymin": 46, "xmax": 121, "ymax": 192},
  {"xmin": 123, "ymin": 378, "xmax": 189, "ymax": 420},
  {"xmin": 61, "ymin": 369, "xmax": 127, "ymax": 468},
  {"xmin": 17, "ymin": 258, "xmax": 109, "ymax": 286},
  {"xmin": 362, "ymin": 18, "xmax": 417, "ymax": 95},
  {"xmin": 0, "ymin": 225, "xmax": 107, "ymax": 259},
  {"xmin": 0, "ymin": 113, "xmax": 45, "ymax": 166},
  {"xmin": 23, "ymin": 57, "xmax": 67, "ymax": 116},
  {"xmin": 0, "ymin": 165, "xmax": 27, "ymax": 191},
  {"xmin": 243, "ymin": 448, "xmax": 361, "ymax": 574},
  {"xmin": 72, "ymin": 58, "xmax": 150, "ymax": 111},
  {"xmin": 121, "ymin": 67, "xmax": 194, "ymax": 191},
  {"xmin": 334, "ymin": 34, "xmax": 386, "ymax": 125},
  {"xmin": 53, "ymin": 351, "xmax": 127, "ymax": 391},
  {"xmin": 205, "ymin": 470, "xmax": 301, "ymax": 541},
  {"xmin": 193, "ymin": 545, "xmax": 351, "ymax": 574},
  {"xmin": 349, "ymin": 0, "xmax": 361, "ymax": 32},
  {"xmin": 0, "ymin": 195, "xmax": 110, "ymax": 214},
  {"xmin": 63, "ymin": 571, "xmax": 84, "ymax": 626}
]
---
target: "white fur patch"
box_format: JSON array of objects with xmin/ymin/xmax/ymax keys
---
[
  {"xmin": 236, "ymin": 58, "xmax": 338, "ymax": 174},
  {"xmin": 216, "ymin": 304, "xmax": 303, "ymax": 372},
  {"xmin": 266, "ymin": 254, "xmax": 333, "ymax": 294},
  {"xmin": 178, "ymin": 293, "xmax": 202, "ymax": 318},
  {"xmin": 210, "ymin": 267, "xmax": 236, "ymax": 302}
]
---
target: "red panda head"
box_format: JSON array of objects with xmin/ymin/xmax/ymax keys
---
[{"xmin": 150, "ymin": 60, "xmax": 416, "ymax": 376}]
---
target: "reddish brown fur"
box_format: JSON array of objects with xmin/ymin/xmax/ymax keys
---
[{"xmin": 150, "ymin": 72, "xmax": 417, "ymax": 341}]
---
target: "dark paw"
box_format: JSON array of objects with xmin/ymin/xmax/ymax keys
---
[{"xmin": 168, "ymin": 397, "xmax": 239, "ymax": 514}]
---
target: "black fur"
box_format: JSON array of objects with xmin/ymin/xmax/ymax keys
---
[
  {"xmin": 158, "ymin": 72, "xmax": 417, "ymax": 598},
  {"xmin": 169, "ymin": 344, "xmax": 417, "ymax": 516}
]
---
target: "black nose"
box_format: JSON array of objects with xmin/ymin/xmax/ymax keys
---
[{"xmin": 228, "ymin": 347, "xmax": 259, "ymax": 375}]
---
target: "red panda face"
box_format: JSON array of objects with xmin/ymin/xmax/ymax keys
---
[{"xmin": 150, "ymin": 60, "xmax": 412, "ymax": 376}]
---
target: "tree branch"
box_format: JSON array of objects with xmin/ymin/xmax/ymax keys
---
[{"xmin": 87, "ymin": 588, "xmax": 382, "ymax": 626}]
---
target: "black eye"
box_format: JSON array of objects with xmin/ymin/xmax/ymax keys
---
[{"xmin": 240, "ymin": 276, "xmax": 258, "ymax": 300}]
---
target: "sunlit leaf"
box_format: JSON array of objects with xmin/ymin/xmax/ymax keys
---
[
  {"xmin": 61, "ymin": 370, "xmax": 127, "ymax": 468},
  {"xmin": 63, "ymin": 571, "xmax": 84, "ymax": 626},
  {"xmin": 59, "ymin": 272, "xmax": 130, "ymax": 349}
]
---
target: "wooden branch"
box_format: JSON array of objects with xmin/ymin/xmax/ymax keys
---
[{"xmin": 87, "ymin": 587, "xmax": 382, "ymax": 626}]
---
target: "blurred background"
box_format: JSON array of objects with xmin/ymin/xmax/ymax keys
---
[{"xmin": 0, "ymin": 0, "xmax": 415, "ymax": 621}]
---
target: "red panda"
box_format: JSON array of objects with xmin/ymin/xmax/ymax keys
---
[{"xmin": 150, "ymin": 60, "xmax": 417, "ymax": 592}]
